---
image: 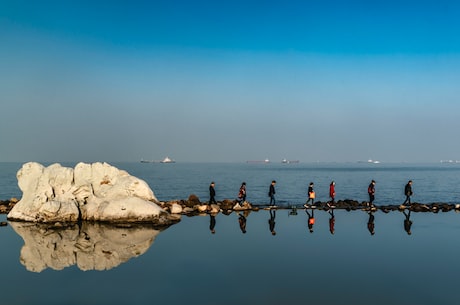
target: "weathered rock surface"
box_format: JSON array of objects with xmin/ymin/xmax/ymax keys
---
[
  {"xmin": 7, "ymin": 162, "xmax": 174, "ymax": 224},
  {"xmin": 10, "ymin": 221, "xmax": 167, "ymax": 272}
]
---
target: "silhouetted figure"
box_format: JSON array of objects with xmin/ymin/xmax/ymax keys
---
[
  {"xmin": 329, "ymin": 210, "xmax": 335, "ymax": 235},
  {"xmin": 403, "ymin": 210, "xmax": 412, "ymax": 235},
  {"xmin": 209, "ymin": 182, "xmax": 217, "ymax": 205},
  {"xmin": 269, "ymin": 180, "xmax": 276, "ymax": 206},
  {"xmin": 328, "ymin": 181, "xmax": 336, "ymax": 207},
  {"xmin": 209, "ymin": 214, "xmax": 216, "ymax": 234},
  {"xmin": 237, "ymin": 182, "xmax": 246, "ymax": 203},
  {"xmin": 305, "ymin": 182, "xmax": 315, "ymax": 207},
  {"xmin": 268, "ymin": 209, "xmax": 276, "ymax": 235},
  {"xmin": 403, "ymin": 180, "xmax": 413, "ymax": 205},
  {"xmin": 368, "ymin": 180, "xmax": 376, "ymax": 207},
  {"xmin": 367, "ymin": 211, "xmax": 375, "ymax": 235},
  {"xmin": 238, "ymin": 213, "xmax": 247, "ymax": 234},
  {"xmin": 306, "ymin": 209, "xmax": 315, "ymax": 233}
]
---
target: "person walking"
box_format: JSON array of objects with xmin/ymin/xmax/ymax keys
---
[
  {"xmin": 403, "ymin": 180, "xmax": 413, "ymax": 206},
  {"xmin": 268, "ymin": 180, "xmax": 276, "ymax": 206},
  {"xmin": 238, "ymin": 182, "xmax": 247, "ymax": 203},
  {"xmin": 209, "ymin": 182, "xmax": 217, "ymax": 205},
  {"xmin": 329, "ymin": 181, "xmax": 336, "ymax": 207},
  {"xmin": 368, "ymin": 180, "xmax": 376, "ymax": 207},
  {"xmin": 305, "ymin": 182, "xmax": 315, "ymax": 207}
]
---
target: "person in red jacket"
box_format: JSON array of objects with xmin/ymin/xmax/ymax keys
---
[{"xmin": 329, "ymin": 181, "xmax": 336, "ymax": 207}]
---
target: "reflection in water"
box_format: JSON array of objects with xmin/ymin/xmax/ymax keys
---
[
  {"xmin": 329, "ymin": 210, "xmax": 335, "ymax": 235},
  {"xmin": 403, "ymin": 210, "xmax": 412, "ymax": 235},
  {"xmin": 238, "ymin": 212, "xmax": 247, "ymax": 234},
  {"xmin": 268, "ymin": 209, "xmax": 276, "ymax": 235},
  {"xmin": 9, "ymin": 221, "xmax": 172, "ymax": 273},
  {"xmin": 367, "ymin": 211, "xmax": 375, "ymax": 235},
  {"xmin": 305, "ymin": 209, "xmax": 315, "ymax": 233},
  {"xmin": 209, "ymin": 214, "xmax": 216, "ymax": 234}
]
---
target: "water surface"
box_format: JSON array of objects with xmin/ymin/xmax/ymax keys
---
[{"xmin": 1, "ymin": 162, "xmax": 459, "ymax": 305}]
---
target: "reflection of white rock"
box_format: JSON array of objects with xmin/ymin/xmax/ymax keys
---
[
  {"xmin": 8, "ymin": 162, "xmax": 170, "ymax": 223},
  {"xmin": 10, "ymin": 221, "xmax": 166, "ymax": 272}
]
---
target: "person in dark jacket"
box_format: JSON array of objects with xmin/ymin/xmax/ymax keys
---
[
  {"xmin": 237, "ymin": 182, "xmax": 246, "ymax": 204},
  {"xmin": 269, "ymin": 180, "xmax": 276, "ymax": 206},
  {"xmin": 368, "ymin": 180, "xmax": 376, "ymax": 207},
  {"xmin": 403, "ymin": 180, "xmax": 413, "ymax": 205},
  {"xmin": 209, "ymin": 182, "xmax": 217, "ymax": 205}
]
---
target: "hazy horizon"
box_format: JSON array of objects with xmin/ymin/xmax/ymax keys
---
[{"xmin": 2, "ymin": 1, "xmax": 460, "ymax": 163}]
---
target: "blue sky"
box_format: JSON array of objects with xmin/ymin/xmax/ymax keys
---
[{"xmin": 1, "ymin": 0, "xmax": 460, "ymax": 163}]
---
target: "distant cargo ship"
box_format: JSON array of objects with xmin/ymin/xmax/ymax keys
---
[
  {"xmin": 140, "ymin": 156, "xmax": 176, "ymax": 163},
  {"xmin": 160, "ymin": 156, "xmax": 175, "ymax": 163},
  {"xmin": 357, "ymin": 159, "xmax": 381, "ymax": 164},
  {"xmin": 247, "ymin": 159, "xmax": 270, "ymax": 164},
  {"xmin": 282, "ymin": 159, "xmax": 299, "ymax": 164}
]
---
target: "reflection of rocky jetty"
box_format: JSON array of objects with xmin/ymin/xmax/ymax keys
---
[
  {"xmin": 10, "ymin": 221, "xmax": 170, "ymax": 272},
  {"xmin": 7, "ymin": 162, "xmax": 177, "ymax": 225}
]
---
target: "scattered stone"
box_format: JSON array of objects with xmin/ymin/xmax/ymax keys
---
[{"xmin": 170, "ymin": 203, "xmax": 183, "ymax": 214}]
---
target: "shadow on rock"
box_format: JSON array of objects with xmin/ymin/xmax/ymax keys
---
[{"xmin": 9, "ymin": 221, "xmax": 176, "ymax": 273}]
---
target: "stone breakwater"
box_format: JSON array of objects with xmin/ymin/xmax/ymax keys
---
[{"xmin": 2, "ymin": 195, "xmax": 460, "ymax": 217}]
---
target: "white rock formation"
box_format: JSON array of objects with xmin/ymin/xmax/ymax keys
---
[
  {"xmin": 8, "ymin": 162, "xmax": 170, "ymax": 223},
  {"xmin": 10, "ymin": 221, "xmax": 164, "ymax": 272}
]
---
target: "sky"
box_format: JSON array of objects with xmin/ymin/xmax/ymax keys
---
[{"xmin": 1, "ymin": 0, "xmax": 460, "ymax": 163}]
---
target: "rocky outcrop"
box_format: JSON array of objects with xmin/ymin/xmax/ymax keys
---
[
  {"xmin": 10, "ymin": 221, "xmax": 168, "ymax": 272},
  {"xmin": 7, "ymin": 162, "xmax": 176, "ymax": 225}
]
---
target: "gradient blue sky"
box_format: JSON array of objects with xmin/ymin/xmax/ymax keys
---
[{"xmin": 1, "ymin": 0, "xmax": 460, "ymax": 163}]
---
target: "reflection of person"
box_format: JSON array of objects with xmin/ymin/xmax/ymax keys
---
[
  {"xmin": 305, "ymin": 209, "xmax": 315, "ymax": 233},
  {"xmin": 403, "ymin": 210, "xmax": 412, "ymax": 235},
  {"xmin": 368, "ymin": 180, "xmax": 376, "ymax": 207},
  {"xmin": 238, "ymin": 213, "xmax": 247, "ymax": 234},
  {"xmin": 305, "ymin": 182, "xmax": 315, "ymax": 207},
  {"xmin": 329, "ymin": 210, "xmax": 335, "ymax": 235},
  {"xmin": 268, "ymin": 209, "xmax": 276, "ymax": 235},
  {"xmin": 209, "ymin": 214, "xmax": 216, "ymax": 234},
  {"xmin": 329, "ymin": 181, "xmax": 336, "ymax": 206},
  {"xmin": 236, "ymin": 182, "xmax": 246, "ymax": 204},
  {"xmin": 209, "ymin": 182, "xmax": 217, "ymax": 205},
  {"xmin": 367, "ymin": 211, "xmax": 375, "ymax": 235},
  {"xmin": 269, "ymin": 180, "xmax": 276, "ymax": 206},
  {"xmin": 403, "ymin": 180, "xmax": 413, "ymax": 205}
]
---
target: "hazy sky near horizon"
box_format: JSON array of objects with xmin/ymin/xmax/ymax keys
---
[{"xmin": 1, "ymin": 0, "xmax": 460, "ymax": 163}]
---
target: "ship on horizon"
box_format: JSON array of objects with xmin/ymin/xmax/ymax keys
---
[{"xmin": 140, "ymin": 156, "xmax": 176, "ymax": 163}]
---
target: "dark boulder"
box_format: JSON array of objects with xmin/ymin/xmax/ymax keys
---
[{"xmin": 186, "ymin": 194, "xmax": 201, "ymax": 208}]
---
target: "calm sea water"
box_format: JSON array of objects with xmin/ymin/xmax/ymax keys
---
[{"xmin": 1, "ymin": 162, "xmax": 460, "ymax": 305}]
